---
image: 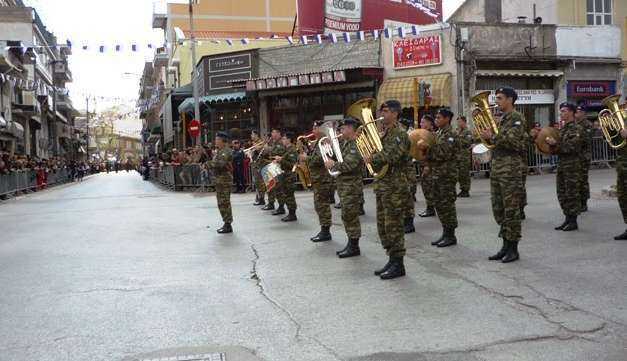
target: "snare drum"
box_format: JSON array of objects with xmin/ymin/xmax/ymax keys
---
[
  {"xmin": 261, "ymin": 163, "xmax": 283, "ymax": 191},
  {"xmin": 472, "ymin": 143, "xmax": 492, "ymax": 164}
]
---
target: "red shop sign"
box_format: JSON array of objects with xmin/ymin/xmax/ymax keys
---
[
  {"xmin": 393, "ymin": 35, "xmax": 442, "ymax": 69},
  {"xmin": 188, "ymin": 119, "xmax": 201, "ymax": 138}
]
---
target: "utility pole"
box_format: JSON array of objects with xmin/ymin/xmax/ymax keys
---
[
  {"xmin": 189, "ymin": 0, "xmax": 200, "ymax": 146},
  {"xmin": 85, "ymin": 95, "xmax": 90, "ymax": 160}
]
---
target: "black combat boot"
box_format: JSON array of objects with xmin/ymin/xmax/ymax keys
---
[
  {"xmin": 614, "ymin": 229, "xmax": 627, "ymax": 240},
  {"xmin": 379, "ymin": 257, "xmax": 406, "ymax": 280},
  {"xmin": 272, "ymin": 204, "xmax": 286, "ymax": 215},
  {"xmin": 217, "ymin": 223, "xmax": 233, "ymax": 234},
  {"xmin": 437, "ymin": 227, "xmax": 457, "ymax": 248},
  {"xmin": 431, "ymin": 230, "xmax": 445, "ymax": 246},
  {"xmin": 554, "ymin": 216, "xmax": 568, "ymax": 230},
  {"xmin": 501, "ymin": 240, "xmax": 520, "ymax": 263},
  {"xmin": 338, "ymin": 238, "xmax": 360, "ymax": 258},
  {"xmin": 311, "ymin": 226, "xmax": 332, "ymax": 242},
  {"xmin": 404, "ymin": 217, "xmax": 415, "ymax": 234},
  {"xmin": 419, "ymin": 206, "xmax": 435, "ymax": 217},
  {"xmin": 359, "ymin": 204, "xmax": 366, "ymax": 216},
  {"xmin": 374, "ymin": 257, "xmax": 392, "ymax": 276},
  {"xmin": 281, "ymin": 209, "xmax": 297, "ymax": 222},
  {"xmin": 261, "ymin": 202, "xmax": 275, "ymax": 211},
  {"xmin": 489, "ymin": 239, "xmax": 509, "ymax": 261},
  {"xmin": 457, "ymin": 190, "xmax": 470, "ymax": 198},
  {"xmin": 253, "ymin": 194, "xmax": 265, "ymax": 206},
  {"xmin": 581, "ymin": 201, "xmax": 588, "ymax": 212},
  {"xmin": 520, "ymin": 207, "xmax": 526, "ymax": 220},
  {"xmin": 561, "ymin": 215, "xmax": 578, "ymax": 232}
]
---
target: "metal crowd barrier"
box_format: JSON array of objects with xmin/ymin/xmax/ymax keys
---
[{"xmin": 0, "ymin": 168, "xmax": 71, "ymax": 199}]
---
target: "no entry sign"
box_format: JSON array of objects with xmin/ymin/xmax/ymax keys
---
[{"xmin": 188, "ymin": 119, "xmax": 201, "ymax": 138}]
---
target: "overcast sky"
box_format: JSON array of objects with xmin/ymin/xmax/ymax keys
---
[{"xmin": 23, "ymin": 0, "xmax": 465, "ymax": 112}]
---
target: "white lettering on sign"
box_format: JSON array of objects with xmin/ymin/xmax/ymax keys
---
[
  {"xmin": 324, "ymin": 0, "xmax": 363, "ymax": 33},
  {"xmin": 479, "ymin": 89, "xmax": 555, "ymax": 105}
]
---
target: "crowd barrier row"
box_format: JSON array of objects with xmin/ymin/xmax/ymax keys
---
[
  {"xmin": 147, "ymin": 136, "xmax": 617, "ymax": 191},
  {"xmin": 0, "ymin": 168, "xmax": 73, "ymax": 198}
]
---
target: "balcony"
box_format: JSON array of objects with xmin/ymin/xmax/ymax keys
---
[
  {"xmin": 53, "ymin": 61, "xmax": 72, "ymax": 83},
  {"xmin": 152, "ymin": 2, "xmax": 167, "ymax": 30},
  {"xmin": 56, "ymin": 93, "xmax": 73, "ymax": 111},
  {"xmin": 153, "ymin": 48, "xmax": 169, "ymax": 68}
]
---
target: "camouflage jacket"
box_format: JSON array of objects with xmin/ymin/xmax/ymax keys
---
[
  {"xmin": 279, "ymin": 144, "xmax": 298, "ymax": 174},
  {"xmin": 491, "ymin": 110, "xmax": 529, "ymax": 173},
  {"xmin": 207, "ymin": 146, "xmax": 233, "ymax": 183},
  {"xmin": 260, "ymin": 140, "xmax": 286, "ymax": 166},
  {"xmin": 332, "ymin": 138, "xmax": 364, "ymax": 182},
  {"xmin": 307, "ymin": 139, "xmax": 333, "ymax": 185},
  {"xmin": 556, "ymin": 121, "xmax": 584, "ymax": 164},
  {"xmin": 427, "ymin": 124, "xmax": 458, "ymax": 178},
  {"xmin": 577, "ymin": 118, "xmax": 593, "ymax": 162},
  {"xmin": 372, "ymin": 123, "xmax": 411, "ymax": 186},
  {"xmin": 617, "ymin": 144, "xmax": 627, "ymax": 169},
  {"xmin": 455, "ymin": 127, "xmax": 474, "ymax": 158}
]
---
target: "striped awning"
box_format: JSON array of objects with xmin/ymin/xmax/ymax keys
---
[
  {"xmin": 377, "ymin": 73, "xmax": 452, "ymax": 109},
  {"xmin": 475, "ymin": 69, "xmax": 564, "ymax": 78}
]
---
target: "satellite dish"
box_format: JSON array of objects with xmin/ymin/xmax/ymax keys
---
[
  {"xmin": 174, "ymin": 27, "xmax": 185, "ymax": 41},
  {"xmin": 534, "ymin": 17, "xmax": 543, "ymax": 24}
]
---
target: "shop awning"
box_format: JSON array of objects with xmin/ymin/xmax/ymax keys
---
[
  {"xmin": 177, "ymin": 92, "xmax": 248, "ymax": 113},
  {"xmin": 475, "ymin": 70, "xmax": 564, "ymax": 78},
  {"xmin": 178, "ymin": 97, "xmax": 195, "ymax": 113},
  {"xmin": 377, "ymin": 73, "xmax": 452, "ymax": 109},
  {"xmin": 9, "ymin": 121, "xmax": 24, "ymax": 139}
]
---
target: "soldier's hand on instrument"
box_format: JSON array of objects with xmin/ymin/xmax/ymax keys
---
[
  {"xmin": 480, "ymin": 129, "xmax": 493, "ymax": 140},
  {"xmin": 620, "ymin": 129, "xmax": 627, "ymax": 139},
  {"xmin": 530, "ymin": 129, "xmax": 539, "ymax": 139},
  {"xmin": 363, "ymin": 154, "xmax": 372, "ymax": 164},
  {"xmin": 546, "ymin": 136, "xmax": 557, "ymax": 146},
  {"xmin": 324, "ymin": 160, "xmax": 335, "ymax": 169},
  {"xmin": 417, "ymin": 139, "xmax": 428, "ymax": 150}
]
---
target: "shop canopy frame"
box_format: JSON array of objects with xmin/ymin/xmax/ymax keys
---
[
  {"xmin": 377, "ymin": 73, "xmax": 452, "ymax": 112},
  {"xmin": 177, "ymin": 91, "xmax": 248, "ymax": 113}
]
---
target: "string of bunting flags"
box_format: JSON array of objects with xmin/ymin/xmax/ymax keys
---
[{"xmin": 0, "ymin": 72, "xmax": 68, "ymax": 96}]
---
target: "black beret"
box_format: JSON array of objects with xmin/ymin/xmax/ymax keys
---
[
  {"xmin": 216, "ymin": 131, "xmax": 229, "ymax": 140},
  {"xmin": 560, "ymin": 102, "xmax": 577, "ymax": 112},
  {"xmin": 340, "ymin": 117, "xmax": 359, "ymax": 128},
  {"xmin": 437, "ymin": 108, "xmax": 454, "ymax": 119},
  {"xmin": 380, "ymin": 100, "xmax": 402, "ymax": 113},
  {"xmin": 313, "ymin": 120, "xmax": 325, "ymax": 127},
  {"xmin": 576, "ymin": 104, "xmax": 586, "ymax": 112},
  {"xmin": 495, "ymin": 87, "xmax": 518, "ymax": 102}
]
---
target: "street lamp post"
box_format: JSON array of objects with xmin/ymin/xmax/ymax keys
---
[{"xmin": 189, "ymin": 0, "xmax": 200, "ymax": 146}]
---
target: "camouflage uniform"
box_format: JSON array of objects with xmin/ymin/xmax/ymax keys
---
[
  {"xmin": 520, "ymin": 118, "xmax": 533, "ymax": 210},
  {"xmin": 556, "ymin": 121, "xmax": 584, "ymax": 217},
  {"xmin": 578, "ymin": 118, "xmax": 593, "ymax": 207},
  {"xmin": 331, "ymin": 139, "xmax": 364, "ymax": 238},
  {"xmin": 207, "ymin": 146, "xmax": 233, "ymax": 223},
  {"xmin": 427, "ymin": 124, "xmax": 458, "ymax": 229},
  {"xmin": 252, "ymin": 147, "xmax": 266, "ymax": 197},
  {"xmin": 420, "ymin": 161, "xmax": 435, "ymax": 208},
  {"xmin": 308, "ymin": 139, "xmax": 334, "ymax": 227},
  {"xmin": 278, "ymin": 144, "xmax": 298, "ymax": 211},
  {"xmin": 455, "ymin": 127, "xmax": 473, "ymax": 193},
  {"xmin": 616, "ymin": 146, "xmax": 627, "ymax": 224},
  {"xmin": 266, "ymin": 141, "xmax": 286, "ymax": 204},
  {"xmin": 403, "ymin": 158, "xmax": 417, "ymax": 219},
  {"xmin": 490, "ymin": 111, "xmax": 529, "ymax": 242},
  {"xmin": 372, "ymin": 124, "xmax": 411, "ymax": 258}
]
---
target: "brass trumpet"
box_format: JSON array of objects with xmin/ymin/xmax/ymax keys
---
[
  {"xmin": 347, "ymin": 98, "xmax": 388, "ymax": 179},
  {"xmin": 471, "ymin": 91, "xmax": 500, "ymax": 149},
  {"xmin": 296, "ymin": 133, "xmax": 317, "ymax": 152},
  {"xmin": 599, "ymin": 94, "xmax": 627, "ymax": 150},
  {"xmin": 244, "ymin": 139, "xmax": 266, "ymax": 159}
]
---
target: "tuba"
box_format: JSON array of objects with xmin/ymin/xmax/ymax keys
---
[
  {"xmin": 347, "ymin": 98, "xmax": 389, "ymax": 179},
  {"xmin": 318, "ymin": 121, "xmax": 344, "ymax": 177},
  {"xmin": 408, "ymin": 129, "xmax": 435, "ymax": 161},
  {"xmin": 534, "ymin": 127, "xmax": 560, "ymax": 155},
  {"xmin": 471, "ymin": 91, "xmax": 500, "ymax": 149},
  {"xmin": 598, "ymin": 94, "xmax": 627, "ymax": 150},
  {"xmin": 293, "ymin": 133, "xmax": 315, "ymax": 188}
]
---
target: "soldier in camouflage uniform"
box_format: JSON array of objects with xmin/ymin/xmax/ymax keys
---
[
  {"xmin": 206, "ymin": 132, "xmax": 234, "ymax": 234},
  {"xmin": 400, "ymin": 118, "xmax": 417, "ymax": 233},
  {"xmin": 422, "ymin": 109, "xmax": 459, "ymax": 247},
  {"xmin": 455, "ymin": 116, "xmax": 473, "ymax": 198},
  {"xmin": 364, "ymin": 100, "xmax": 411, "ymax": 280},
  {"xmin": 308, "ymin": 120, "xmax": 335, "ymax": 242},
  {"xmin": 576, "ymin": 105, "xmax": 593, "ymax": 212},
  {"xmin": 325, "ymin": 117, "xmax": 364, "ymax": 258},
  {"xmin": 251, "ymin": 130, "xmax": 267, "ymax": 206},
  {"xmin": 260, "ymin": 129, "xmax": 286, "ymax": 212},
  {"xmin": 520, "ymin": 113, "xmax": 533, "ymax": 220},
  {"xmin": 546, "ymin": 103, "xmax": 584, "ymax": 232},
  {"xmin": 479, "ymin": 87, "xmax": 529, "ymax": 263},
  {"xmin": 614, "ymin": 128, "xmax": 627, "ymax": 240},
  {"xmin": 275, "ymin": 132, "xmax": 298, "ymax": 222},
  {"xmin": 418, "ymin": 115, "xmax": 436, "ymax": 218}
]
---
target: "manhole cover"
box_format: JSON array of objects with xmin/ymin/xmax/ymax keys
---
[{"xmin": 139, "ymin": 353, "xmax": 225, "ymax": 361}]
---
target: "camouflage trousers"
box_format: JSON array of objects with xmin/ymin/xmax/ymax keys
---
[
  {"xmin": 490, "ymin": 159, "xmax": 524, "ymax": 241},
  {"xmin": 581, "ymin": 158, "xmax": 591, "ymax": 205},
  {"xmin": 313, "ymin": 180, "xmax": 333, "ymax": 227},
  {"xmin": 557, "ymin": 158, "xmax": 582, "ymax": 217},
  {"xmin": 456, "ymin": 153, "xmax": 471, "ymax": 193},
  {"xmin": 215, "ymin": 180, "xmax": 233, "ymax": 223},
  {"xmin": 404, "ymin": 166, "xmax": 417, "ymax": 219},
  {"xmin": 277, "ymin": 172, "xmax": 297, "ymax": 211},
  {"xmin": 337, "ymin": 177, "xmax": 362, "ymax": 239},
  {"xmin": 375, "ymin": 180, "xmax": 408, "ymax": 258},
  {"xmin": 616, "ymin": 163, "xmax": 627, "ymax": 223},
  {"xmin": 421, "ymin": 170, "xmax": 435, "ymax": 208},
  {"xmin": 521, "ymin": 156, "xmax": 528, "ymax": 208},
  {"xmin": 432, "ymin": 172, "xmax": 458, "ymax": 229},
  {"xmin": 253, "ymin": 166, "xmax": 266, "ymax": 198}
]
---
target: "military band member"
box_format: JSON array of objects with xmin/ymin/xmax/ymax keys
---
[
  {"xmin": 260, "ymin": 128, "xmax": 286, "ymax": 213},
  {"xmin": 418, "ymin": 115, "xmax": 436, "ymax": 218},
  {"xmin": 308, "ymin": 120, "xmax": 335, "ymax": 242},
  {"xmin": 364, "ymin": 100, "xmax": 411, "ymax": 280},
  {"xmin": 274, "ymin": 132, "xmax": 298, "ymax": 222},
  {"xmin": 421, "ymin": 109, "xmax": 459, "ymax": 247},
  {"xmin": 455, "ymin": 116, "xmax": 473, "ymax": 198},
  {"xmin": 546, "ymin": 103, "xmax": 584, "ymax": 232},
  {"xmin": 576, "ymin": 105, "xmax": 593, "ymax": 212},
  {"xmin": 325, "ymin": 117, "xmax": 364, "ymax": 258},
  {"xmin": 480, "ymin": 87, "xmax": 528, "ymax": 263},
  {"xmin": 614, "ymin": 127, "xmax": 627, "ymax": 240},
  {"xmin": 207, "ymin": 131, "xmax": 234, "ymax": 234},
  {"xmin": 251, "ymin": 130, "xmax": 267, "ymax": 206},
  {"xmin": 400, "ymin": 118, "xmax": 417, "ymax": 234}
]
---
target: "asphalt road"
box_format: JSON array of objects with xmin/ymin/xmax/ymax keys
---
[{"xmin": 0, "ymin": 170, "xmax": 626, "ymax": 361}]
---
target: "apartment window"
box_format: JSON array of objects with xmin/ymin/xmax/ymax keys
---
[{"xmin": 587, "ymin": 0, "xmax": 612, "ymax": 25}]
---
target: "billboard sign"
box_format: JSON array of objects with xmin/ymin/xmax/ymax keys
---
[
  {"xmin": 324, "ymin": 0, "xmax": 363, "ymax": 33},
  {"xmin": 393, "ymin": 34, "xmax": 442, "ymax": 69}
]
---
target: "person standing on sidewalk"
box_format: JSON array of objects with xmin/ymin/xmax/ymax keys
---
[{"xmin": 232, "ymin": 139, "xmax": 246, "ymax": 193}]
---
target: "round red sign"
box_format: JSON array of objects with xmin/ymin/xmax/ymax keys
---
[{"xmin": 188, "ymin": 119, "xmax": 201, "ymax": 137}]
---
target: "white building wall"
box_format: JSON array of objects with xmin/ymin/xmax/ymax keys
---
[
  {"xmin": 501, "ymin": 0, "xmax": 559, "ymax": 24},
  {"xmin": 556, "ymin": 25, "xmax": 622, "ymax": 58}
]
